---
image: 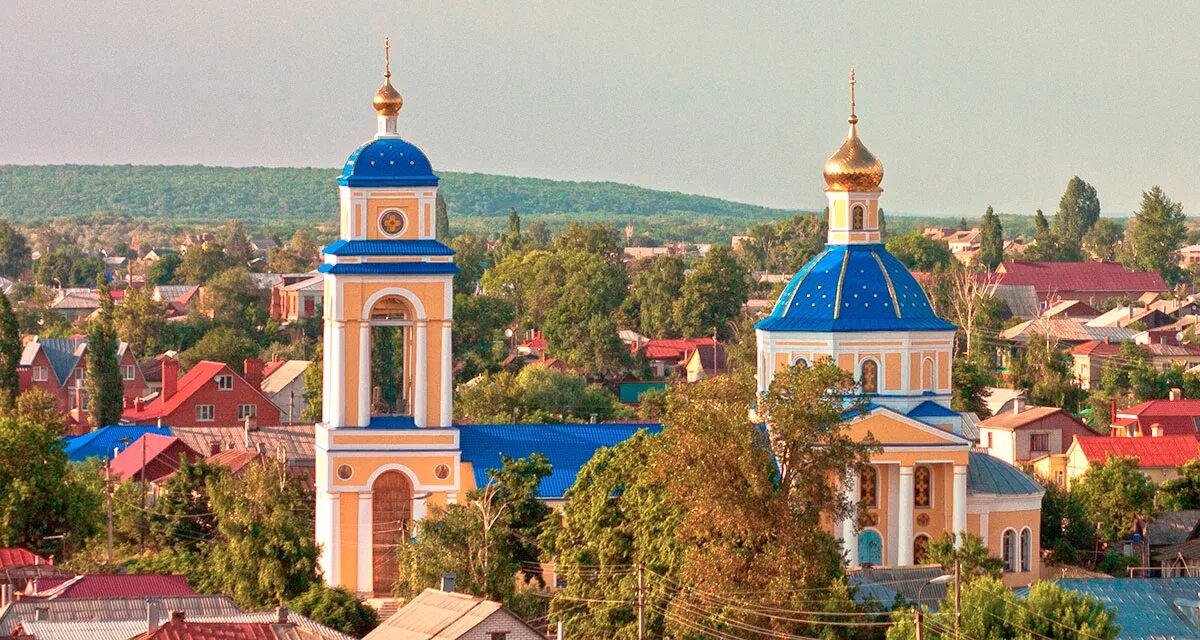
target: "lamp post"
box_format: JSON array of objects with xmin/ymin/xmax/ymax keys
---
[{"xmin": 915, "ymin": 573, "xmax": 956, "ymax": 640}]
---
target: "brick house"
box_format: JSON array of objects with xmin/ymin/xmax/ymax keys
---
[
  {"xmin": 269, "ymin": 273, "xmax": 323, "ymax": 323},
  {"xmin": 1111, "ymin": 395, "xmax": 1200, "ymax": 437},
  {"xmin": 19, "ymin": 337, "xmax": 147, "ymax": 434},
  {"xmin": 978, "ymin": 402, "xmax": 1097, "ymax": 467},
  {"xmin": 121, "ymin": 359, "xmax": 281, "ymax": 428}
]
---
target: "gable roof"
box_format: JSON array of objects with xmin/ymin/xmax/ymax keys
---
[
  {"xmin": 20, "ymin": 337, "xmax": 132, "ymax": 386},
  {"xmin": 205, "ymin": 449, "xmax": 264, "ymax": 475},
  {"xmin": 1001, "ymin": 318, "xmax": 1138, "ymax": 344},
  {"xmin": 122, "ymin": 361, "xmax": 275, "ymax": 422},
  {"xmin": 906, "ymin": 400, "xmax": 964, "ymax": 420},
  {"xmin": 30, "ymin": 574, "xmax": 195, "ymax": 599},
  {"xmin": 1117, "ymin": 399, "xmax": 1200, "ymax": 436},
  {"xmin": 0, "ymin": 595, "xmax": 243, "ymax": 635},
  {"xmin": 170, "ymin": 425, "xmax": 317, "ymax": 464},
  {"xmin": 62, "ymin": 425, "xmax": 173, "ymax": 462},
  {"xmin": 260, "ymin": 360, "xmax": 311, "ymax": 395},
  {"xmin": 966, "ymin": 451, "xmax": 1043, "ymax": 496},
  {"xmin": 994, "ymin": 261, "xmax": 1169, "ymax": 294},
  {"xmin": 109, "ymin": 434, "xmax": 200, "ymax": 481},
  {"xmin": 1073, "ymin": 435, "xmax": 1200, "ymax": 468},
  {"xmin": 1053, "ymin": 578, "xmax": 1200, "ymax": 640},
  {"xmin": 688, "ymin": 343, "xmax": 728, "ymax": 373},
  {"xmin": 1043, "ymin": 299, "xmax": 1100, "ymax": 318},
  {"xmin": 365, "ymin": 588, "xmax": 544, "ymax": 640},
  {"xmin": 1147, "ymin": 510, "xmax": 1200, "ymax": 547},
  {"xmin": 457, "ymin": 423, "xmax": 661, "ymax": 499},
  {"xmin": 20, "ymin": 612, "xmax": 353, "ymax": 640},
  {"xmin": 978, "ymin": 406, "xmax": 1086, "ymax": 431},
  {"xmin": 1070, "ymin": 340, "xmax": 1123, "ymax": 357},
  {"xmin": 0, "ymin": 548, "xmax": 51, "ymax": 569}
]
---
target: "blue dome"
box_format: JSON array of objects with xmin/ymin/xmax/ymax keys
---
[
  {"xmin": 338, "ymin": 137, "xmax": 438, "ymax": 187},
  {"xmin": 755, "ymin": 244, "xmax": 957, "ymax": 333}
]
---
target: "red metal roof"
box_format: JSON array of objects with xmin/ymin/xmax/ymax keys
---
[
  {"xmin": 122, "ymin": 361, "xmax": 275, "ymax": 422},
  {"xmin": 132, "ymin": 620, "xmax": 277, "ymax": 640},
  {"xmin": 634, "ymin": 337, "xmax": 715, "ymax": 362},
  {"xmin": 992, "ymin": 261, "xmax": 1168, "ymax": 294},
  {"xmin": 0, "ymin": 547, "xmax": 50, "ymax": 569},
  {"xmin": 108, "ymin": 434, "xmax": 198, "ymax": 481},
  {"xmin": 31, "ymin": 574, "xmax": 195, "ymax": 599},
  {"xmin": 1070, "ymin": 340, "xmax": 1123, "ymax": 357},
  {"xmin": 1074, "ymin": 435, "xmax": 1200, "ymax": 467}
]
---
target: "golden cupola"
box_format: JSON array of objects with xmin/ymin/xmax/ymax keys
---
[
  {"xmin": 823, "ymin": 69, "xmax": 884, "ymax": 192},
  {"xmin": 372, "ymin": 37, "xmax": 404, "ymax": 117}
]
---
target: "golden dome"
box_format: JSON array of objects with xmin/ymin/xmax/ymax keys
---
[
  {"xmin": 373, "ymin": 36, "xmax": 403, "ymax": 116},
  {"xmin": 823, "ymin": 69, "xmax": 883, "ymax": 192}
]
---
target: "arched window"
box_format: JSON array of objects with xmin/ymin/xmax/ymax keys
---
[
  {"xmin": 913, "ymin": 465, "xmax": 932, "ymax": 508},
  {"xmin": 860, "ymin": 466, "xmax": 878, "ymax": 508},
  {"xmin": 793, "ymin": 356, "xmax": 809, "ymax": 368},
  {"xmin": 1020, "ymin": 528, "xmax": 1032, "ymax": 572},
  {"xmin": 922, "ymin": 357, "xmax": 936, "ymax": 391},
  {"xmin": 913, "ymin": 534, "xmax": 931, "ymax": 563},
  {"xmin": 859, "ymin": 530, "xmax": 883, "ymax": 566},
  {"xmin": 852, "ymin": 205, "xmax": 865, "ymax": 230},
  {"xmin": 1001, "ymin": 529, "xmax": 1017, "ymax": 573},
  {"xmin": 860, "ymin": 359, "xmax": 879, "ymax": 394}
]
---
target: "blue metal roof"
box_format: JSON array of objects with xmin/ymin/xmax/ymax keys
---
[
  {"xmin": 317, "ymin": 262, "xmax": 460, "ymax": 276},
  {"xmin": 967, "ymin": 451, "xmax": 1042, "ymax": 495},
  {"xmin": 62, "ymin": 425, "xmax": 173, "ymax": 462},
  {"xmin": 323, "ymin": 239, "xmax": 455, "ymax": 257},
  {"xmin": 457, "ymin": 422, "xmax": 662, "ymax": 499},
  {"xmin": 907, "ymin": 400, "xmax": 960, "ymax": 419},
  {"xmin": 1053, "ymin": 578, "xmax": 1200, "ymax": 640},
  {"xmin": 366, "ymin": 415, "xmax": 419, "ymax": 429},
  {"xmin": 339, "ymin": 137, "xmax": 438, "ymax": 187},
  {"xmin": 755, "ymin": 244, "xmax": 957, "ymax": 333}
]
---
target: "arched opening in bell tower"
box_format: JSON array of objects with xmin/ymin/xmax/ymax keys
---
[{"xmin": 368, "ymin": 295, "xmax": 417, "ymax": 418}]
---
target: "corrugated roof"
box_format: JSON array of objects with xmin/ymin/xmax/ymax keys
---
[
  {"xmin": 457, "ymin": 423, "xmax": 662, "ymax": 499},
  {"xmin": 1074, "ymin": 435, "xmax": 1200, "ymax": 468},
  {"xmin": 170, "ymin": 425, "xmax": 316, "ymax": 462},
  {"xmin": 62, "ymin": 425, "xmax": 173, "ymax": 462},
  {"xmin": 1147, "ymin": 510, "xmax": 1200, "ymax": 547},
  {"xmin": 1054, "ymin": 578, "xmax": 1200, "ymax": 640},
  {"xmin": 906, "ymin": 400, "xmax": 960, "ymax": 419},
  {"xmin": 0, "ymin": 595, "xmax": 243, "ymax": 635},
  {"xmin": 966, "ymin": 451, "xmax": 1043, "ymax": 495},
  {"xmin": 995, "ymin": 261, "xmax": 1169, "ymax": 294},
  {"xmin": 21, "ymin": 612, "xmax": 353, "ymax": 640},
  {"xmin": 109, "ymin": 434, "xmax": 199, "ymax": 481},
  {"xmin": 1070, "ymin": 340, "xmax": 1124, "ymax": 357},
  {"xmin": 365, "ymin": 588, "xmax": 541, "ymax": 640},
  {"xmin": 316, "ymin": 263, "xmax": 460, "ymax": 276},
  {"xmin": 978, "ymin": 406, "xmax": 1080, "ymax": 431},
  {"xmin": 260, "ymin": 361, "xmax": 311, "ymax": 395},
  {"xmin": 322, "ymin": 239, "xmax": 455, "ymax": 257},
  {"xmin": 31, "ymin": 574, "xmax": 195, "ymax": 599},
  {"xmin": 0, "ymin": 548, "xmax": 50, "ymax": 569}
]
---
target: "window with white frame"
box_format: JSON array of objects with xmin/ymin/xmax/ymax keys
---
[
  {"xmin": 1001, "ymin": 529, "xmax": 1017, "ymax": 573},
  {"xmin": 32, "ymin": 366, "xmax": 47, "ymax": 382},
  {"xmin": 1020, "ymin": 528, "xmax": 1032, "ymax": 572},
  {"xmin": 216, "ymin": 375, "xmax": 233, "ymax": 390},
  {"xmin": 196, "ymin": 404, "xmax": 215, "ymax": 422},
  {"xmin": 238, "ymin": 404, "xmax": 256, "ymax": 420},
  {"xmin": 122, "ymin": 364, "xmax": 136, "ymax": 381}
]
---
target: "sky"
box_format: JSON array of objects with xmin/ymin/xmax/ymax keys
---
[{"xmin": 1, "ymin": 2, "xmax": 1197, "ymax": 217}]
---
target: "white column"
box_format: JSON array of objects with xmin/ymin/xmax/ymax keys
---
[
  {"xmin": 440, "ymin": 323, "xmax": 453, "ymax": 427},
  {"xmin": 897, "ymin": 466, "xmax": 914, "ymax": 565},
  {"xmin": 953, "ymin": 464, "xmax": 968, "ymax": 545},
  {"xmin": 414, "ymin": 321, "xmax": 428, "ymax": 427},
  {"xmin": 357, "ymin": 492, "xmax": 373, "ymax": 594},
  {"xmin": 322, "ymin": 318, "xmax": 333, "ymax": 425},
  {"xmin": 842, "ymin": 473, "xmax": 860, "ymax": 567},
  {"xmin": 358, "ymin": 322, "xmax": 370, "ymax": 427},
  {"xmin": 331, "ymin": 321, "xmax": 347, "ymax": 427}
]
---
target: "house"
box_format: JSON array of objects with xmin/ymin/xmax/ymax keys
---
[
  {"xmin": 0, "ymin": 548, "xmax": 69, "ymax": 593},
  {"xmin": 1052, "ymin": 578, "xmax": 1200, "ymax": 640},
  {"xmin": 270, "ymin": 273, "xmax": 323, "ymax": 323},
  {"xmin": 1000, "ymin": 318, "xmax": 1136, "ymax": 347},
  {"xmin": 23, "ymin": 574, "xmax": 195, "ymax": 599},
  {"xmin": 108, "ymin": 434, "xmax": 201, "ymax": 483},
  {"xmin": 260, "ymin": 359, "xmax": 312, "ymax": 424},
  {"xmin": 622, "ymin": 246, "xmax": 671, "ymax": 260},
  {"xmin": 1041, "ymin": 299, "xmax": 1100, "ymax": 320},
  {"xmin": 978, "ymin": 403, "xmax": 1096, "ymax": 468},
  {"xmin": 631, "ymin": 337, "xmax": 718, "ymax": 380},
  {"xmin": 1111, "ymin": 395, "xmax": 1200, "ymax": 437},
  {"xmin": 48, "ymin": 288, "xmax": 103, "ymax": 321},
  {"xmin": 683, "ymin": 342, "xmax": 728, "ymax": 382},
  {"xmin": 138, "ymin": 352, "xmax": 178, "ymax": 394},
  {"xmin": 1039, "ymin": 434, "xmax": 1200, "ymax": 488},
  {"xmin": 19, "ymin": 336, "xmax": 147, "ymax": 434},
  {"xmin": 129, "ymin": 615, "xmax": 343, "ymax": 640},
  {"xmin": 1069, "ymin": 340, "xmax": 1122, "ymax": 390},
  {"xmin": 61, "ymin": 425, "xmax": 173, "ymax": 462},
  {"xmin": 1179, "ymin": 244, "xmax": 1200, "ymax": 269},
  {"xmin": 152, "ymin": 285, "xmax": 201, "ymax": 318},
  {"xmin": 364, "ymin": 588, "xmax": 545, "ymax": 640},
  {"xmin": 201, "ymin": 448, "xmax": 265, "ymax": 477},
  {"xmin": 249, "ymin": 236, "xmax": 279, "ymax": 253},
  {"xmin": 171, "ymin": 423, "xmax": 319, "ymax": 488},
  {"xmin": 142, "ymin": 248, "xmax": 178, "ymax": 263},
  {"xmin": 121, "ymin": 359, "xmax": 282, "ymax": 428},
  {"xmin": 990, "ymin": 260, "xmax": 1169, "ymax": 307},
  {"xmin": 991, "ymin": 284, "xmax": 1040, "ymax": 320},
  {"xmin": 1149, "ymin": 297, "xmax": 1200, "ymax": 318}
]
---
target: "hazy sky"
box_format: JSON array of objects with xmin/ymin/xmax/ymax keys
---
[{"xmin": 2, "ymin": 2, "xmax": 1197, "ymax": 217}]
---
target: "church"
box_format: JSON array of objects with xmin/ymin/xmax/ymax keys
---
[{"xmin": 313, "ymin": 48, "xmax": 1043, "ymax": 596}]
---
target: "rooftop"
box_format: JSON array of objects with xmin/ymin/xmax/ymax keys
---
[
  {"xmin": 993, "ymin": 261, "xmax": 1169, "ymax": 294},
  {"xmin": 966, "ymin": 451, "xmax": 1042, "ymax": 495},
  {"xmin": 1053, "ymin": 577, "xmax": 1200, "ymax": 640},
  {"xmin": 364, "ymin": 588, "xmax": 541, "ymax": 640},
  {"xmin": 28, "ymin": 574, "xmax": 195, "ymax": 599},
  {"xmin": 1073, "ymin": 435, "xmax": 1200, "ymax": 468}
]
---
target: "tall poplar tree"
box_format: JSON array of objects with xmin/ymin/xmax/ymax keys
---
[
  {"xmin": 1052, "ymin": 176, "xmax": 1101, "ymax": 260},
  {"xmin": 0, "ymin": 292, "xmax": 20, "ymax": 402},
  {"xmin": 1125, "ymin": 186, "xmax": 1186, "ymax": 284},
  {"xmin": 85, "ymin": 276, "xmax": 124, "ymax": 427},
  {"xmin": 978, "ymin": 205, "xmax": 1004, "ymax": 270}
]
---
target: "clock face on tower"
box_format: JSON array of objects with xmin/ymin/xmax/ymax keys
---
[{"xmin": 379, "ymin": 209, "xmax": 406, "ymax": 237}]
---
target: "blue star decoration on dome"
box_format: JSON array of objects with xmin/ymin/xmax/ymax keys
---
[
  {"xmin": 756, "ymin": 244, "xmax": 957, "ymax": 333},
  {"xmin": 339, "ymin": 137, "xmax": 438, "ymax": 187}
]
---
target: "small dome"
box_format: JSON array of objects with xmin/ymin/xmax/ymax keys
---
[
  {"xmin": 755, "ymin": 244, "xmax": 955, "ymax": 333},
  {"xmin": 338, "ymin": 137, "xmax": 438, "ymax": 188},
  {"xmin": 373, "ymin": 81, "xmax": 403, "ymax": 116},
  {"xmin": 823, "ymin": 121, "xmax": 884, "ymax": 192}
]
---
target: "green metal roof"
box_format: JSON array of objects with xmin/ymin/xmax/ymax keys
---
[
  {"xmin": 967, "ymin": 451, "xmax": 1042, "ymax": 495},
  {"xmin": 1053, "ymin": 578, "xmax": 1200, "ymax": 640}
]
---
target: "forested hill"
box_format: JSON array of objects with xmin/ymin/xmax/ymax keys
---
[{"xmin": 0, "ymin": 165, "xmax": 802, "ymax": 241}]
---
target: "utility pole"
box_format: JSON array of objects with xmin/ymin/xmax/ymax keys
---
[
  {"xmin": 954, "ymin": 554, "xmax": 962, "ymax": 640},
  {"xmin": 106, "ymin": 460, "xmax": 113, "ymax": 564},
  {"xmin": 914, "ymin": 607, "xmax": 923, "ymax": 640},
  {"xmin": 636, "ymin": 562, "xmax": 645, "ymax": 640},
  {"xmin": 140, "ymin": 436, "xmax": 147, "ymax": 554}
]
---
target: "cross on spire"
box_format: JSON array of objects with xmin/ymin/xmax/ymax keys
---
[
  {"xmin": 849, "ymin": 68, "xmax": 858, "ymax": 124},
  {"xmin": 384, "ymin": 36, "xmax": 392, "ymax": 80}
]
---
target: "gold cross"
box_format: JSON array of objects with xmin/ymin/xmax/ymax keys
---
[
  {"xmin": 849, "ymin": 68, "xmax": 856, "ymax": 118},
  {"xmin": 384, "ymin": 36, "xmax": 392, "ymax": 79}
]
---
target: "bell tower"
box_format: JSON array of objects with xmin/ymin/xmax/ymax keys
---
[{"xmin": 316, "ymin": 39, "xmax": 463, "ymax": 595}]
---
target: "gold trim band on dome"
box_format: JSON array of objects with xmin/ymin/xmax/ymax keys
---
[
  {"xmin": 780, "ymin": 249, "xmax": 830, "ymax": 314},
  {"xmin": 870, "ymin": 251, "xmax": 902, "ymax": 318},
  {"xmin": 833, "ymin": 250, "xmax": 851, "ymax": 319}
]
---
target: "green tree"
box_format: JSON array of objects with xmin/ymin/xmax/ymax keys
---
[
  {"xmin": 1051, "ymin": 176, "xmax": 1101, "ymax": 260},
  {"xmin": 922, "ymin": 531, "xmax": 1004, "ymax": 580},
  {"xmin": 301, "ymin": 345, "xmax": 323, "ymax": 422},
  {"xmin": 1083, "ymin": 218, "xmax": 1123, "ymax": 261},
  {"xmin": 85, "ymin": 276, "xmax": 124, "ymax": 427},
  {"xmin": 1023, "ymin": 209, "xmax": 1062, "ymax": 262},
  {"xmin": 1010, "ymin": 333, "xmax": 1082, "ymax": 411},
  {"xmin": 114, "ymin": 286, "xmax": 171, "ymax": 358},
  {"xmin": 219, "ymin": 220, "xmax": 255, "ymax": 266},
  {"xmin": 1040, "ymin": 480, "xmax": 1094, "ymax": 563},
  {"xmin": 452, "ymin": 293, "xmax": 514, "ymax": 382},
  {"xmin": 885, "ymin": 233, "xmax": 954, "ymax": 272},
  {"xmin": 979, "ymin": 206, "xmax": 1004, "ymax": 270},
  {"xmin": 267, "ymin": 229, "xmax": 320, "ymax": 273},
  {"xmin": 201, "ymin": 267, "xmax": 262, "ymax": 327},
  {"xmin": 1073, "ymin": 454, "xmax": 1157, "ymax": 541},
  {"xmin": 1124, "ymin": 186, "xmax": 1187, "ymax": 284},
  {"xmin": 674, "ymin": 245, "xmax": 750, "ymax": 339},
  {"xmin": 435, "ymin": 192, "xmax": 451, "ymax": 241},
  {"xmin": 208, "ymin": 458, "xmax": 318, "ymax": 608},
  {"xmin": 289, "ymin": 583, "xmax": 379, "ymax": 637},
  {"xmin": 179, "ymin": 327, "xmax": 260, "ymax": 369},
  {"xmin": 0, "ymin": 221, "xmax": 32, "ymax": 279},
  {"xmin": 450, "ymin": 233, "xmax": 490, "ymax": 297},
  {"xmin": 146, "ymin": 253, "xmax": 182, "ymax": 286},
  {"xmin": 149, "ymin": 459, "xmax": 225, "ymax": 551},
  {"xmin": 454, "ymin": 366, "xmax": 631, "ymax": 424},
  {"xmin": 0, "ymin": 293, "xmax": 20, "ymax": 401},
  {"xmin": 1158, "ymin": 459, "xmax": 1200, "ymax": 511},
  {"xmin": 623, "ymin": 255, "xmax": 686, "ymax": 338},
  {"xmin": 952, "ymin": 355, "xmax": 993, "ymax": 416},
  {"xmin": 178, "ymin": 242, "xmax": 234, "ymax": 284}
]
